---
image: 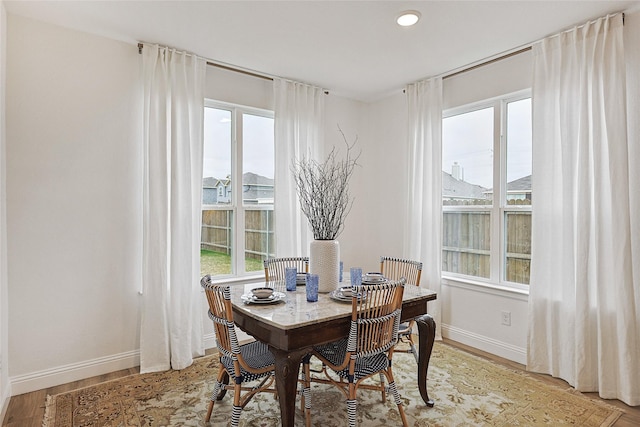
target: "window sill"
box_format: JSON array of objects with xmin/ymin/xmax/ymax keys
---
[
  {"xmin": 441, "ymin": 275, "xmax": 529, "ymax": 301},
  {"xmin": 207, "ymin": 273, "xmax": 264, "ymax": 286}
]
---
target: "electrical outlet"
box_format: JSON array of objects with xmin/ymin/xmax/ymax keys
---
[{"xmin": 501, "ymin": 311, "xmax": 511, "ymax": 326}]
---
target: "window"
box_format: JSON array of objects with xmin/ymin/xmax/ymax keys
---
[
  {"xmin": 442, "ymin": 93, "xmax": 531, "ymax": 287},
  {"xmin": 201, "ymin": 101, "xmax": 275, "ymax": 277}
]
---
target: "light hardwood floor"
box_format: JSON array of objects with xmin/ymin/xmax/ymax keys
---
[{"xmin": 3, "ymin": 340, "xmax": 638, "ymax": 426}]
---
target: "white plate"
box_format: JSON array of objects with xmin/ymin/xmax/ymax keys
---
[
  {"xmin": 364, "ymin": 273, "xmax": 384, "ymax": 282},
  {"xmin": 241, "ymin": 291, "xmax": 286, "ymax": 305},
  {"xmin": 362, "ymin": 278, "xmax": 386, "ymax": 284},
  {"xmin": 329, "ymin": 289, "xmax": 366, "ymax": 303}
]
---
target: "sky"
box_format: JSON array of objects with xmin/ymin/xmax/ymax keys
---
[
  {"xmin": 442, "ymin": 98, "xmax": 532, "ymax": 189},
  {"xmin": 203, "ymin": 107, "xmax": 274, "ymax": 180}
]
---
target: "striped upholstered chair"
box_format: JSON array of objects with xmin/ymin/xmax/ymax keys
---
[
  {"xmin": 201, "ymin": 275, "xmax": 278, "ymax": 426},
  {"xmin": 380, "ymin": 256, "xmax": 423, "ymax": 363},
  {"xmin": 309, "ymin": 279, "xmax": 408, "ymax": 427}
]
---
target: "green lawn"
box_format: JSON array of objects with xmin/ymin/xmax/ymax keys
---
[{"xmin": 200, "ymin": 249, "xmax": 264, "ymax": 277}]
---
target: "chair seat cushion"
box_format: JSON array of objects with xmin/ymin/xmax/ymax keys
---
[
  {"xmin": 314, "ymin": 338, "xmax": 389, "ymax": 381},
  {"xmin": 220, "ymin": 340, "xmax": 275, "ymax": 382}
]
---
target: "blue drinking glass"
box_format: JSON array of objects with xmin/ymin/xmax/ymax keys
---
[
  {"xmin": 285, "ymin": 267, "xmax": 297, "ymax": 291},
  {"xmin": 350, "ymin": 267, "xmax": 362, "ymax": 286},
  {"xmin": 306, "ymin": 273, "xmax": 319, "ymax": 302}
]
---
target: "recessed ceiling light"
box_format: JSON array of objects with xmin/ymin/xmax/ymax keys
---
[{"xmin": 397, "ymin": 10, "xmax": 421, "ymax": 27}]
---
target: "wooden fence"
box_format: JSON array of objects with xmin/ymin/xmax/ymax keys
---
[
  {"xmin": 203, "ymin": 203, "xmax": 531, "ymax": 284},
  {"xmin": 442, "ymin": 210, "xmax": 531, "ymax": 284},
  {"xmin": 201, "ymin": 208, "xmax": 275, "ymax": 260}
]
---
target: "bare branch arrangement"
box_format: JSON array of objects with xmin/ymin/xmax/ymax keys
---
[{"xmin": 292, "ymin": 128, "xmax": 361, "ymax": 240}]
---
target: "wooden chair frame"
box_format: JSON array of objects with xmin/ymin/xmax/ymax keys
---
[
  {"xmin": 202, "ymin": 275, "xmax": 311, "ymax": 427},
  {"xmin": 307, "ymin": 279, "xmax": 408, "ymax": 427},
  {"xmin": 380, "ymin": 256, "xmax": 423, "ymax": 362},
  {"xmin": 201, "ymin": 276, "xmax": 277, "ymax": 426},
  {"xmin": 263, "ymin": 256, "xmax": 309, "ymax": 282}
]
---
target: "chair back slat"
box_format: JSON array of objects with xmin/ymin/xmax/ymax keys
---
[
  {"xmin": 351, "ymin": 279, "xmax": 405, "ymax": 357},
  {"xmin": 380, "ymin": 256, "xmax": 422, "ymax": 287},
  {"xmin": 263, "ymin": 257, "xmax": 309, "ymax": 282},
  {"xmin": 201, "ymin": 275, "xmax": 240, "ymax": 359}
]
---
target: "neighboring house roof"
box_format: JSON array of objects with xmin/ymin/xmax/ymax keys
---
[
  {"xmin": 242, "ymin": 172, "xmax": 274, "ymax": 203},
  {"xmin": 202, "ymin": 173, "xmax": 273, "ymax": 187},
  {"xmin": 442, "ymin": 171, "xmax": 488, "ymax": 200},
  {"xmin": 202, "ymin": 176, "xmax": 218, "ymax": 189},
  {"xmin": 242, "ymin": 172, "xmax": 273, "ymax": 186},
  {"xmin": 202, "ymin": 176, "xmax": 231, "ymax": 188},
  {"xmin": 484, "ymin": 175, "xmax": 532, "ymax": 196},
  {"xmin": 506, "ymin": 175, "xmax": 531, "ymax": 193},
  {"xmin": 203, "ymin": 173, "xmax": 274, "ymax": 203}
]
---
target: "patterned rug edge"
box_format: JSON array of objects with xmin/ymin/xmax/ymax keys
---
[
  {"xmin": 445, "ymin": 345, "xmax": 626, "ymax": 426},
  {"xmin": 40, "ymin": 342, "xmax": 626, "ymax": 427},
  {"xmin": 564, "ymin": 387, "xmax": 626, "ymax": 423},
  {"xmin": 42, "ymin": 394, "xmax": 55, "ymax": 427},
  {"xmin": 445, "ymin": 344, "xmax": 627, "ymax": 418}
]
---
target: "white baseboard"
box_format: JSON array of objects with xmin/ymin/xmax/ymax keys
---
[
  {"xmin": 442, "ymin": 323, "xmax": 527, "ymax": 365},
  {"xmin": 204, "ymin": 332, "xmax": 216, "ymax": 350},
  {"xmin": 8, "ymin": 333, "xmax": 239, "ymax": 397},
  {"xmin": 10, "ymin": 350, "xmax": 140, "ymax": 396}
]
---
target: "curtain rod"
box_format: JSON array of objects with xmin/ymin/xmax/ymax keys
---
[
  {"xmin": 137, "ymin": 42, "xmax": 273, "ymax": 81},
  {"xmin": 415, "ymin": 11, "xmax": 625, "ymax": 85},
  {"xmin": 401, "ymin": 45, "xmax": 531, "ymax": 93},
  {"xmin": 137, "ymin": 42, "xmax": 329, "ymax": 94},
  {"xmin": 443, "ymin": 46, "xmax": 532, "ymax": 80},
  {"xmin": 208, "ymin": 61, "xmax": 273, "ymax": 81}
]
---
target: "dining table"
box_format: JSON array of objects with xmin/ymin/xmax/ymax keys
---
[{"xmin": 228, "ymin": 280, "xmax": 437, "ymax": 427}]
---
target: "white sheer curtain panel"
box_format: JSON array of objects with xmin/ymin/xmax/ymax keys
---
[
  {"xmin": 140, "ymin": 44, "xmax": 206, "ymax": 373},
  {"xmin": 273, "ymin": 78, "xmax": 325, "ymax": 256},
  {"xmin": 528, "ymin": 14, "xmax": 639, "ymax": 405},
  {"xmin": 404, "ymin": 78, "xmax": 443, "ymax": 339}
]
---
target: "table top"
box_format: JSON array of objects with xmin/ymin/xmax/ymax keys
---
[{"xmin": 230, "ymin": 280, "xmax": 437, "ymax": 331}]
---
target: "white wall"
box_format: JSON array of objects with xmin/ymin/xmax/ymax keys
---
[
  {"xmin": 323, "ymin": 94, "xmax": 373, "ymax": 272},
  {"xmin": 337, "ymin": 91, "xmax": 408, "ymax": 273},
  {"xmin": 6, "ymin": 15, "xmax": 143, "ymax": 393},
  {"xmin": 0, "ymin": 0, "xmax": 10, "ymax": 418}
]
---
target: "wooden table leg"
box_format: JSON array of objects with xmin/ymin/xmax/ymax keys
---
[
  {"xmin": 416, "ymin": 314, "xmax": 436, "ymax": 407},
  {"xmin": 271, "ymin": 347, "xmax": 308, "ymax": 427}
]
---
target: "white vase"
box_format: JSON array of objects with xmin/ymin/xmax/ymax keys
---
[{"xmin": 309, "ymin": 240, "xmax": 340, "ymax": 293}]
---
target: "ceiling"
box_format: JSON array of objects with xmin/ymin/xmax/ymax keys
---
[{"xmin": 5, "ymin": 1, "xmax": 640, "ymax": 102}]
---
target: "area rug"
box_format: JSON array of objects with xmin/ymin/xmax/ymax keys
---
[{"xmin": 42, "ymin": 342, "xmax": 623, "ymax": 426}]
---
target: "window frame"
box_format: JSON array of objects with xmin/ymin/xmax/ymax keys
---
[
  {"xmin": 442, "ymin": 89, "xmax": 531, "ymax": 292},
  {"xmin": 202, "ymin": 99, "xmax": 275, "ymax": 278}
]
